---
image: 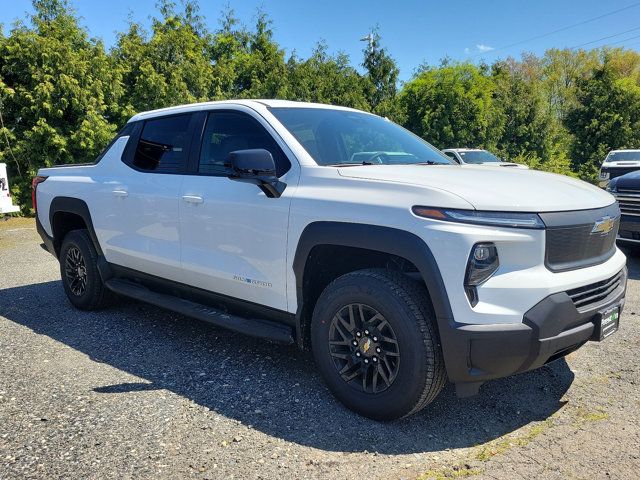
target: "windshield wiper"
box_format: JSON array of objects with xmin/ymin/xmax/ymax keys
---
[{"xmin": 327, "ymin": 161, "xmax": 375, "ymax": 167}]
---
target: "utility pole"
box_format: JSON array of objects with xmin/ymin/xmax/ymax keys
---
[{"xmin": 360, "ymin": 33, "xmax": 374, "ymax": 54}]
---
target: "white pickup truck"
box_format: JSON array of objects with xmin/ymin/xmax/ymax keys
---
[{"xmin": 34, "ymin": 100, "xmax": 627, "ymax": 420}]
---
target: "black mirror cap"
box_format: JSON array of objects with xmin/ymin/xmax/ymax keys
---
[{"xmin": 229, "ymin": 149, "xmax": 277, "ymax": 178}]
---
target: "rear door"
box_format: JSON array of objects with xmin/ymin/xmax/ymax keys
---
[
  {"xmin": 103, "ymin": 113, "xmax": 199, "ymax": 282},
  {"xmin": 178, "ymin": 107, "xmax": 298, "ymax": 311}
]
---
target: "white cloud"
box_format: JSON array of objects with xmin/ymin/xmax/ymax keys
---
[
  {"xmin": 464, "ymin": 47, "xmax": 471, "ymax": 55},
  {"xmin": 476, "ymin": 44, "xmax": 495, "ymax": 53}
]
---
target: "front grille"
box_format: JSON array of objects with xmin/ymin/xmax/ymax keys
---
[
  {"xmin": 603, "ymin": 167, "xmax": 640, "ymax": 180},
  {"xmin": 566, "ymin": 269, "xmax": 625, "ymax": 311},
  {"xmin": 614, "ymin": 191, "xmax": 640, "ymax": 216},
  {"xmin": 541, "ymin": 204, "xmax": 620, "ymax": 272}
]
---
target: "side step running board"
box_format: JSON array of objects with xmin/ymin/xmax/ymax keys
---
[{"xmin": 105, "ymin": 279, "xmax": 294, "ymax": 344}]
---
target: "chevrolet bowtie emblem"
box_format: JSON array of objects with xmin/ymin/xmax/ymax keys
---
[
  {"xmin": 591, "ymin": 216, "xmax": 615, "ymax": 235},
  {"xmin": 362, "ymin": 338, "xmax": 371, "ymax": 353}
]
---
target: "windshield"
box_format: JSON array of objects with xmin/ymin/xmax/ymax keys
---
[
  {"xmin": 269, "ymin": 107, "xmax": 453, "ymax": 166},
  {"xmin": 458, "ymin": 150, "xmax": 501, "ymax": 164},
  {"xmin": 606, "ymin": 151, "xmax": 640, "ymax": 162}
]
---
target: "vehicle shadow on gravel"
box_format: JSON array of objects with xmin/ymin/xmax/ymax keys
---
[{"xmin": 1, "ymin": 280, "xmax": 576, "ymax": 455}]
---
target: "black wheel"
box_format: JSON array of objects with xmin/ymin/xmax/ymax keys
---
[
  {"xmin": 59, "ymin": 229, "xmax": 114, "ymax": 310},
  {"xmin": 311, "ymin": 268, "xmax": 446, "ymax": 420}
]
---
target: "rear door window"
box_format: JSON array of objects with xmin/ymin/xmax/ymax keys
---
[{"xmin": 131, "ymin": 114, "xmax": 193, "ymax": 173}]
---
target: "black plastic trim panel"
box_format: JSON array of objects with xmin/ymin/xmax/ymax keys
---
[
  {"xmin": 445, "ymin": 266, "xmax": 627, "ymax": 395},
  {"xmin": 48, "ymin": 196, "xmax": 103, "ymax": 257},
  {"xmin": 108, "ymin": 263, "xmax": 295, "ymax": 327}
]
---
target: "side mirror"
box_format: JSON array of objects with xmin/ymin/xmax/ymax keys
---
[
  {"xmin": 228, "ymin": 149, "xmax": 286, "ymax": 198},
  {"xmin": 229, "ymin": 149, "xmax": 277, "ymax": 178}
]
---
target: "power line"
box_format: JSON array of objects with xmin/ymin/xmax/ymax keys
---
[
  {"xmin": 601, "ymin": 33, "xmax": 640, "ymax": 48},
  {"xmin": 471, "ymin": 1, "xmax": 640, "ymax": 56},
  {"xmin": 569, "ymin": 26, "xmax": 640, "ymax": 49}
]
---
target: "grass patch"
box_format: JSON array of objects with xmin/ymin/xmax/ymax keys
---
[
  {"xmin": 574, "ymin": 406, "xmax": 609, "ymax": 422},
  {"xmin": 475, "ymin": 419, "xmax": 553, "ymax": 462},
  {"xmin": 418, "ymin": 464, "xmax": 482, "ymax": 480}
]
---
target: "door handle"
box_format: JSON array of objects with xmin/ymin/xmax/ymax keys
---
[
  {"xmin": 112, "ymin": 189, "xmax": 128, "ymax": 197},
  {"xmin": 182, "ymin": 195, "xmax": 204, "ymax": 204}
]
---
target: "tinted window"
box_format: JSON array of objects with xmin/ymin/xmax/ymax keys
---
[
  {"xmin": 270, "ymin": 107, "xmax": 452, "ymax": 166},
  {"xmin": 199, "ymin": 112, "xmax": 291, "ymax": 176},
  {"xmin": 132, "ymin": 114, "xmax": 192, "ymax": 172},
  {"xmin": 607, "ymin": 151, "xmax": 640, "ymax": 162},
  {"xmin": 459, "ymin": 150, "xmax": 501, "ymax": 164},
  {"xmin": 444, "ymin": 151, "xmax": 459, "ymax": 162}
]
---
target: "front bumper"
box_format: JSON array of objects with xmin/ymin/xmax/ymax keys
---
[{"xmin": 442, "ymin": 267, "xmax": 627, "ymax": 395}]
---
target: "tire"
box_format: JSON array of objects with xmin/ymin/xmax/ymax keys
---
[
  {"xmin": 59, "ymin": 229, "xmax": 114, "ymax": 311},
  {"xmin": 311, "ymin": 268, "xmax": 446, "ymax": 420}
]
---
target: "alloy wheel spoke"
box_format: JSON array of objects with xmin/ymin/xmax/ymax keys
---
[
  {"xmin": 372, "ymin": 368, "xmax": 379, "ymax": 393},
  {"xmin": 339, "ymin": 363, "xmax": 361, "ymax": 382},
  {"xmin": 361, "ymin": 364, "xmax": 369, "ymax": 391},
  {"xmin": 329, "ymin": 351, "xmax": 351, "ymax": 361},
  {"xmin": 377, "ymin": 364, "xmax": 390, "ymax": 387},
  {"xmin": 347, "ymin": 305, "xmax": 357, "ymax": 329}
]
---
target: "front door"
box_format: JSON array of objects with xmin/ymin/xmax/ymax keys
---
[{"xmin": 179, "ymin": 109, "xmax": 297, "ymax": 311}]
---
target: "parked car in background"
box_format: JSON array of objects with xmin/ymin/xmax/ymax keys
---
[
  {"xmin": 442, "ymin": 148, "xmax": 528, "ymax": 169},
  {"xmin": 607, "ymin": 170, "xmax": 640, "ymax": 245},
  {"xmin": 599, "ymin": 149, "xmax": 640, "ymax": 188}
]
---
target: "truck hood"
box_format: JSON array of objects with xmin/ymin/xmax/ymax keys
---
[
  {"xmin": 611, "ymin": 169, "xmax": 640, "ymax": 189},
  {"xmin": 338, "ymin": 164, "xmax": 615, "ymax": 212}
]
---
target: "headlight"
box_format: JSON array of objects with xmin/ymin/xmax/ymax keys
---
[
  {"xmin": 600, "ymin": 171, "xmax": 610, "ymax": 180},
  {"xmin": 606, "ymin": 182, "xmax": 617, "ymax": 193},
  {"xmin": 412, "ymin": 206, "xmax": 545, "ymax": 229},
  {"xmin": 464, "ymin": 243, "xmax": 499, "ymax": 306}
]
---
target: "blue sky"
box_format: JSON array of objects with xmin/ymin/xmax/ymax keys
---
[{"xmin": 2, "ymin": 0, "xmax": 640, "ymax": 81}]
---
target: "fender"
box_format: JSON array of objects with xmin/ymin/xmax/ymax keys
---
[
  {"xmin": 47, "ymin": 196, "xmax": 112, "ymax": 280},
  {"xmin": 292, "ymin": 221, "xmax": 455, "ymax": 347}
]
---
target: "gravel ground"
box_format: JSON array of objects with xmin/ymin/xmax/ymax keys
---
[{"xmin": 0, "ymin": 218, "xmax": 638, "ymax": 480}]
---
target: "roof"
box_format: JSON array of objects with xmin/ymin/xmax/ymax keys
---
[
  {"xmin": 609, "ymin": 149, "xmax": 640, "ymax": 153},
  {"xmin": 128, "ymin": 99, "xmax": 363, "ymax": 122}
]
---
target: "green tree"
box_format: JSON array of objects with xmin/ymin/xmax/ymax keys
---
[
  {"xmin": 0, "ymin": 0, "xmax": 127, "ymax": 212},
  {"xmin": 362, "ymin": 29, "xmax": 399, "ymax": 118},
  {"xmin": 492, "ymin": 58, "xmax": 552, "ymax": 161},
  {"xmin": 284, "ymin": 42, "xmax": 370, "ymax": 109},
  {"xmin": 114, "ymin": 0, "xmax": 214, "ymax": 112},
  {"xmin": 399, "ymin": 62, "xmax": 501, "ymax": 149},
  {"xmin": 209, "ymin": 8, "xmax": 288, "ymax": 99},
  {"xmin": 565, "ymin": 61, "xmax": 640, "ymax": 181}
]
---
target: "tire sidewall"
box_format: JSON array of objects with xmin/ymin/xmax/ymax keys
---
[{"xmin": 311, "ymin": 273, "xmax": 433, "ymax": 420}]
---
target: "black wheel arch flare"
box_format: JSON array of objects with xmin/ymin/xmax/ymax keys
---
[
  {"xmin": 44, "ymin": 197, "xmax": 112, "ymax": 283},
  {"xmin": 292, "ymin": 221, "xmax": 456, "ymax": 358},
  {"xmin": 48, "ymin": 196, "xmax": 103, "ymax": 257}
]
